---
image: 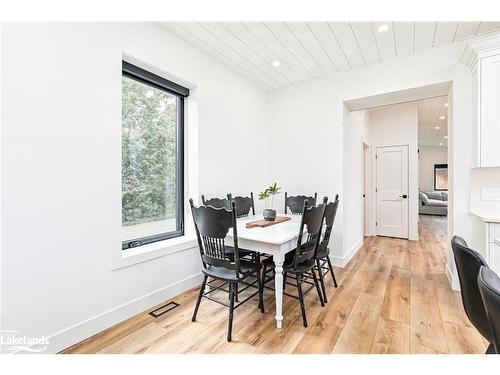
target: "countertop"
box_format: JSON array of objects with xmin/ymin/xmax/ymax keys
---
[{"xmin": 470, "ymin": 210, "xmax": 500, "ymax": 223}]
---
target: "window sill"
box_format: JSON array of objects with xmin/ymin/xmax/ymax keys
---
[{"xmin": 110, "ymin": 234, "xmax": 197, "ymax": 271}]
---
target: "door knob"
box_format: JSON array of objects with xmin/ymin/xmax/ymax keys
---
[{"xmin": 399, "ymin": 194, "xmax": 408, "ymax": 199}]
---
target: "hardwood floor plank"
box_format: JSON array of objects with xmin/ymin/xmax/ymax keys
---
[
  {"xmin": 98, "ymin": 323, "xmax": 168, "ymax": 354},
  {"xmin": 410, "ymin": 276, "xmax": 442, "ymax": 324},
  {"xmin": 432, "ymin": 272, "xmax": 472, "ymax": 327},
  {"xmin": 410, "ymin": 319, "xmax": 448, "ymax": 354},
  {"xmin": 292, "ymin": 321, "xmax": 343, "ymax": 354},
  {"xmin": 371, "ymin": 317, "xmax": 410, "ymax": 354},
  {"xmin": 443, "ymin": 322, "xmax": 487, "ymax": 354},
  {"xmin": 332, "ymin": 292, "xmax": 383, "ymax": 353},
  {"xmin": 380, "ymin": 267, "xmax": 411, "ymax": 324}
]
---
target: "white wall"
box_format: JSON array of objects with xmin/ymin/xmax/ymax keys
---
[
  {"xmin": 267, "ymin": 41, "xmax": 473, "ymax": 287},
  {"xmin": 342, "ymin": 108, "xmax": 370, "ymax": 265},
  {"xmin": 470, "ymin": 167, "xmax": 500, "ymax": 218},
  {"xmin": 419, "ymin": 146, "xmax": 448, "ymax": 192},
  {"xmin": 1, "ymin": 23, "xmax": 269, "ymax": 353},
  {"xmin": 369, "ymin": 102, "xmax": 419, "ymax": 241}
]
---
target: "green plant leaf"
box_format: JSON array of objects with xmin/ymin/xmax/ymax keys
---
[
  {"xmin": 258, "ymin": 190, "xmax": 269, "ymax": 200},
  {"xmin": 267, "ymin": 182, "xmax": 281, "ymax": 195}
]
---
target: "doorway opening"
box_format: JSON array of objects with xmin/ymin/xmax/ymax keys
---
[
  {"xmin": 342, "ymin": 82, "xmax": 452, "ymax": 265},
  {"xmin": 417, "ymin": 95, "xmax": 449, "ymax": 241}
]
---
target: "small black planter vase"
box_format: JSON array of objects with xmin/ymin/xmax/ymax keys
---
[{"xmin": 263, "ymin": 209, "xmax": 277, "ymax": 221}]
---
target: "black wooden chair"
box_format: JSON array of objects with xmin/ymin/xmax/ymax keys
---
[
  {"xmin": 451, "ymin": 236, "xmax": 495, "ymax": 353},
  {"xmin": 315, "ymin": 194, "xmax": 340, "ymax": 303},
  {"xmin": 227, "ymin": 193, "xmax": 255, "ymax": 218},
  {"xmin": 202, "ymin": 194, "xmax": 256, "ymax": 293},
  {"xmin": 201, "ymin": 194, "xmax": 231, "ymax": 210},
  {"xmin": 285, "ymin": 192, "xmax": 317, "ymax": 214},
  {"xmin": 262, "ymin": 199, "xmax": 326, "ymax": 327},
  {"xmin": 478, "ymin": 266, "xmax": 500, "ymax": 354},
  {"xmin": 190, "ymin": 199, "xmax": 264, "ymax": 342}
]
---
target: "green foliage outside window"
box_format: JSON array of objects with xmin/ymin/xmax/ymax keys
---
[{"xmin": 122, "ymin": 76, "xmax": 177, "ymax": 226}]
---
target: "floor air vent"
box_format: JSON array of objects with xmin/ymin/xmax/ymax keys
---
[{"xmin": 149, "ymin": 301, "xmax": 180, "ymax": 318}]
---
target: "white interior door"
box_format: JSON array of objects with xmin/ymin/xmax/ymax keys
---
[{"xmin": 376, "ymin": 145, "xmax": 409, "ymax": 239}]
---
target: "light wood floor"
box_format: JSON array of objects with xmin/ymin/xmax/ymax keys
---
[{"xmin": 61, "ymin": 215, "xmax": 487, "ymax": 354}]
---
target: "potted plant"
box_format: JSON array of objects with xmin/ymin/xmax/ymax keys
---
[{"xmin": 259, "ymin": 182, "xmax": 281, "ymax": 221}]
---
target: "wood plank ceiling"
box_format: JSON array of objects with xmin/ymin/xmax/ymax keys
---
[
  {"xmin": 418, "ymin": 96, "xmax": 448, "ymax": 148},
  {"xmin": 161, "ymin": 22, "xmax": 500, "ymax": 90}
]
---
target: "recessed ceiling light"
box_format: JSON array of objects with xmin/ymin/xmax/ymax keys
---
[
  {"xmin": 435, "ymin": 126, "xmax": 441, "ymax": 130},
  {"xmin": 377, "ymin": 24, "xmax": 389, "ymax": 33},
  {"xmin": 272, "ymin": 60, "xmax": 281, "ymax": 67},
  {"xmin": 439, "ymin": 142, "xmax": 443, "ymax": 146},
  {"xmin": 444, "ymin": 135, "xmax": 448, "ymax": 139},
  {"xmin": 439, "ymin": 115, "xmax": 446, "ymax": 120},
  {"xmin": 444, "ymin": 103, "xmax": 449, "ymax": 107}
]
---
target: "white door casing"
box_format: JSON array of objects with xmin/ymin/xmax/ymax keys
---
[{"xmin": 376, "ymin": 145, "xmax": 409, "ymax": 239}]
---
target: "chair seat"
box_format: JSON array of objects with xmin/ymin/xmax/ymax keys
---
[
  {"xmin": 202, "ymin": 260, "xmax": 260, "ymax": 281},
  {"xmin": 315, "ymin": 246, "xmax": 330, "ymax": 259},
  {"xmin": 262, "ymin": 252, "xmax": 316, "ymax": 273}
]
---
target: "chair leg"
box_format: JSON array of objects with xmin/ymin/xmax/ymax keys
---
[
  {"xmin": 192, "ymin": 275, "xmax": 208, "ymax": 322},
  {"xmin": 486, "ymin": 343, "xmax": 496, "ymax": 354},
  {"xmin": 257, "ymin": 269, "xmax": 265, "ymax": 313},
  {"xmin": 262, "ymin": 264, "xmax": 268, "ymax": 285},
  {"xmin": 295, "ymin": 274, "xmax": 308, "ymax": 328},
  {"xmin": 227, "ymin": 282, "xmax": 235, "ymax": 342},
  {"xmin": 283, "ymin": 272, "xmax": 287, "ymax": 290},
  {"xmin": 312, "ymin": 269, "xmax": 325, "ymax": 307},
  {"xmin": 326, "ymin": 257, "xmax": 338, "ymax": 287},
  {"xmin": 235, "ymin": 283, "xmax": 239, "ymax": 303},
  {"xmin": 316, "ymin": 259, "xmax": 328, "ymax": 303}
]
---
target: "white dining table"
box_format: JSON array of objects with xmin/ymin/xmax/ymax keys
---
[{"xmin": 226, "ymin": 214, "xmax": 303, "ymax": 329}]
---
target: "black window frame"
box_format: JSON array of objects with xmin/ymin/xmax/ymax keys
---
[{"xmin": 121, "ymin": 61, "xmax": 189, "ymax": 250}]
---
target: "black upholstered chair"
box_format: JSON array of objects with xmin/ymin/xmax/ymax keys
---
[
  {"xmin": 201, "ymin": 194, "xmax": 232, "ymax": 210},
  {"xmin": 315, "ymin": 194, "xmax": 340, "ymax": 303},
  {"xmin": 451, "ymin": 236, "xmax": 495, "ymax": 353},
  {"xmin": 262, "ymin": 199, "xmax": 326, "ymax": 327},
  {"xmin": 190, "ymin": 199, "xmax": 264, "ymax": 342},
  {"xmin": 478, "ymin": 266, "xmax": 500, "ymax": 354},
  {"xmin": 227, "ymin": 193, "xmax": 255, "ymax": 218},
  {"xmin": 285, "ymin": 192, "xmax": 317, "ymax": 214}
]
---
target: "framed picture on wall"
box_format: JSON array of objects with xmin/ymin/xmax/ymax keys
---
[{"xmin": 434, "ymin": 164, "xmax": 448, "ymax": 191}]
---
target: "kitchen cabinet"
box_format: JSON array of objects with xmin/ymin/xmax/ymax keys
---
[
  {"xmin": 462, "ymin": 33, "xmax": 500, "ymax": 167},
  {"xmin": 470, "ymin": 213, "xmax": 500, "ymax": 275}
]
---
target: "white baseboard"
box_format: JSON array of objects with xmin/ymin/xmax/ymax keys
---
[
  {"xmin": 43, "ymin": 272, "xmax": 203, "ymax": 354},
  {"xmin": 446, "ymin": 264, "xmax": 460, "ymax": 291},
  {"xmin": 331, "ymin": 238, "xmax": 363, "ymax": 268}
]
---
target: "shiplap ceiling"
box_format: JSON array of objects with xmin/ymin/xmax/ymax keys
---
[
  {"xmin": 418, "ymin": 95, "xmax": 448, "ymax": 147},
  {"xmin": 161, "ymin": 22, "xmax": 500, "ymax": 90}
]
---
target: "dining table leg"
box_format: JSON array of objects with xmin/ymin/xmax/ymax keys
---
[{"xmin": 273, "ymin": 252, "xmax": 285, "ymax": 329}]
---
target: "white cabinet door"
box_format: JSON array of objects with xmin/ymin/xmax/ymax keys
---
[
  {"xmin": 489, "ymin": 242, "xmax": 500, "ymax": 276},
  {"xmin": 480, "ymin": 54, "xmax": 500, "ymax": 167}
]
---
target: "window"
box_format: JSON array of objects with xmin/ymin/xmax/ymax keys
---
[
  {"xmin": 434, "ymin": 163, "xmax": 448, "ymax": 191},
  {"xmin": 121, "ymin": 61, "xmax": 189, "ymax": 249}
]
